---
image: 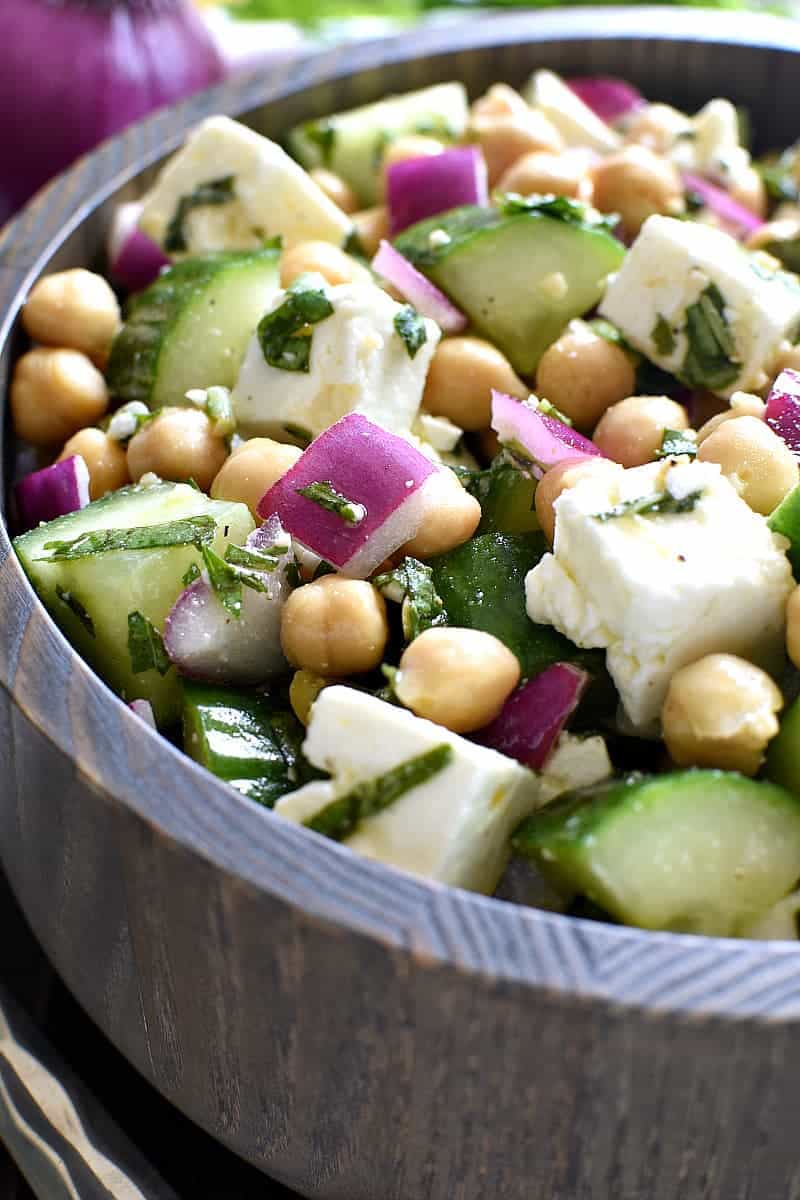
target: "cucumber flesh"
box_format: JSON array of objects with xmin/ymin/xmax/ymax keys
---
[
  {"xmin": 767, "ymin": 482, "xmax": 800, "ymax": 577},
  {"xmin": 394, "ymin": 206, "xmax": 625, "ymax": 375},
  {"xmin": 106, "ymin": 248, "xmax": 280, "ymax": 409},
  {"xmin": 765, "ymin": 692, "xmax": 800, "ymax": 795},
  {"xmin": 512, "ymin": 770, "xmax": 800, "ymax": 936},
  {"xmin": 14, "ymin": 483, "xmax": 253, "ymax": 725},
  {"xmin": 463, "ymin": 461, "xmax": 539, "ymax": 536}
]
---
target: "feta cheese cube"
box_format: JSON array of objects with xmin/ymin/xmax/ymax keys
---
[
  {"xmin": 525, "ymin": 458, "xmax": 793, "ymax": 728},
  {"xmin": 524, "ymin": 70, "xmax": 621, "ymax": 154},
  {"xmin": 232, "ymin": 281, "xmax": 440, "ymax": 440},
  {"xmin": 671, "ymin": 99, "xmax": 751, "ymax": 190},
  {"xmin": 139, "ymin": 116, "xmax": 351, "ymax": 256},
  {"xmin": 599, "ymin": 215, "xmax": 800, "ymax": 396},
  {"xmin": 538, "ymin": 733, "xmax": 613, "ymax": 806}
]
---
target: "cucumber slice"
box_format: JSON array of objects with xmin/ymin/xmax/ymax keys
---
[
  {"xmin": 460, "ymin": 462, "xmax": 539, "ymax": 536},
  {"xmin": 14, "ymin": 483, "xmax": 253, "ymax": 725},
  {"xmin": 288, "ymin": 82, "xmax": 468, "ymax": 206},
  {"xmin": 106, "ymin": 247, "xmax": 281, "ymax": 409},
  {"xmin": 512, "ymin": 770, "xmax": 800, "ymax": 936},
  {"xmin": 394, "ymin": 205, "xmax": 624, "ymax": 375},
  {"xmin": 765, "ymin": 692, "xmax": 800, "ymax": 794},
  {"xmin": 767, "ymin": 482, "xmax": 800, "ymax": 576}
]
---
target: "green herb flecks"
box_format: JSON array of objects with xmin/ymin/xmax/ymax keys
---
[
  {"xmin": 537, "ymin": 397, "xmax": 573, "ymax": 427},
  {"xmin": 285, "ymin": 557, "xmax": 302, "ymax": 589},
  {"xmin": 257, "ymin": 276, "xmax": 334, "ymax": 373},
  {"xmin": 55, "ymin": 585, "xmax": 95, "ymax": 637},
  {"xmin": 684, "ymin": 189, "xmax": 706, "ymax": 214},
  {"xmin": 282, "ymin": 423, "xmax": 313, "ymax": 447},
  {"xmin": 593, "ymin": 489, "xmax": 704, "ymax": 522},
  {"xmin": 656, "ymin": 429, "xmax": 698, "ymax": 459},
  {"xmin": 207, "ymin": 387, "xmax": 236, "ymax": 437},
  {"xmin": 413, "ymin": 114, "xmax": 457, "ymax": 141},
  {"xmin": 127, "ymin": 612, "xmax": 171, "ymax": 676},
  {"xmin": 343, "ymin": 227, "xmax": 366, "ymax": 258},
  {"xmin": 652, "ymin": 315, "xmax": 677, "ymax": 357},
  {"xmin": 224, "ymin": 543, "xmax": 284, "ymax": 571},
  {"xmin": 305, "ymin": 744, "xmax": 453, "ymax": 841},
  {"xmin": 302, "ymin": 118, "xmax": 336, "ymax": 166},
  {"xmin": 495, "ymin": 192, "xmax": 618, "ymax": 233},
  {"xmin": 755, "ymin": 155, "xmax": 799, "ymax": 204},
  {"xmin": 679, "ymin": 284, "xmax": 740, "ymax": 391},
  {"xmin": 38, "ymin": 515, "xmax": 216, "ymax": 561},
  {"xmin": 374, "ymin": 556, "xmax": 447, "ymax": 640},
  {"xmin": 394, "ymin": 305, "xmax": 427, "ymax": 359},
  {"xmin": 164, "ymin": 175, "xmax": 236, "ymax": 254},
  {"xmin": 182, "ymin": 561, "xmax": 202, "ymax": 587},
  {"xmin": 201, "ymin": 545, "xmax": 243, "ymax": 618},
  {"xmin": 312, "ymin": 559, "xmax": 336, "ymax": 580},
  {"xmin": 296, "ymin": 480, "xmax": 366, "ymax": 525}
]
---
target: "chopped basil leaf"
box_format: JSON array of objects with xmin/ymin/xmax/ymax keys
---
[
  {"xmin": 372, "ymin": 128, "xmax": 394, "ymax": 168},
  {"xmin": 282, "ymin": 423, "xmax": 313, "ymax": 447},
  {"xmin": 224, "ymin": 543, "xmax": 282, "ymax": 571},
  {"xmin": 127, "ymin": 611, "xmax": 171, "ymax": 676},
  {"xmin": 55, "ymin": 585, "xmax": 95, "ymax": 637},
  {"xmin": 394, "ymin": 305, "xmax": 427, "ymax": 359},
  {"xmin": 679, "ymin": 284, "xmax": 739, "ymax": 391},
  {"xmin": 496, "ymin": 192, "xmax": 618, "ymax": 232},
  {"xmin": 656, "ymin": 429, "xmax": 698, "ymax": 459},
  {"xmin": 537, "ymin": 397, "xmax": 573, "ymax": 427},
  {"xmin": 755, "ymin": 156, "xmax": 799, "ymax": 204},
  {"xmin": 164, "ymin": 175, "xmax": 236, "ymax": 254},
  {"xmin": 296, "ymin": 480, "xmax": 365, "ymax": 525},
  {"xmin": 302, "ymin": 118, "xmax": 336, "ymax": 166},
  {"xmin": 343, "ymin": 227, "xmax": 366, "ymax": 258},
  {"xmin": 257, "ymin": 278, "xmax": 334, "ymax": 373},
  {"xmin": 39, "ymin": 515, "xmax": 216, "ymax": 561},
  {"xmin": 285, "ymin": 557, "xmax": 302, "ymax": 589},
  {"xmin": 684, "ymin": 189, "xmax": 706, "ymax": 214},
  {"xmin": 182, "ymin": 561, "xmax": 202, "ymax": 587},
  {"xmin": 201, "ymin": 544, "xmax": 243, "ymax": 618},
  {"xmin": 593, "ymin": 489, "xmax": 704, "ymax": 521},
  {"xmin": 312, "ymin": 559, "xmax": 336, "ymax": 580},
  {"xmin": 413, "ymin": 114, "xmax": 457, "ymax": 141},
  {"xmin": 374, "ymin": 556, "xmax": 447, "ymax": 640},
  {"xmin": 305, "ymin": 744, "xmax": 453, "ymax": 841},
  {"xmin": 652, "ymin": 315, "xmax": 676, "ymax": 356}
]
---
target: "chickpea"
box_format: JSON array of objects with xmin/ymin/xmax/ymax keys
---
[
  {"xmin": 422, "ymin": 336, "xmax": 527, "ymax": 431},
  {"xmin": 498, "ymin": 150, "xmax": 593, "ymax": 202},
  {"xmin": 380, "ymin": 134, "xmax": 445, "ymax": 197},
  {"xmin": 22, "ymin": 269, "xmax": 121, "ymax": 366},
  {"xmin": 590, "ymin": 146, "xmax": 684, "ymax": 236},
  {"xmin": 469, "ymin": 109, "xmax": 564, "ymax": 187},
  {"xmin": 279, "ymin": 240, "xmax": 370, "ymax": 289},
  {"xmin": 624, "ymin": 103, "xmax": 693, "ymax": 155},
  {"xmin": 592, "ymin": 395, "xmax": 689, "ymax": 467},
  {"xmin": 289, "ymin": 669, "xmax": 335, "ymax": 725},
  {"xmin": 211, "ymin": 437, "xmax": 302, "ymax": 517},
  {"xmin": 350, "ymin": 206, "xmax": 389, "ymax": 258},
  {"xmin": 728, "ymin": 166, "xmax": 767, "ymax": 218},
  {"xmin": 127, "ymin": 407, "xmax": 228, "ymax": 492},
  {"xmin": 309, "ymin": 167, "xmax": 360, "ymax": 215},
  {"xmin": 535, "ymin": 320, "xmax": 637, "ymax": 432},
  {"xmin": 58, "ymin": 427, "xmax": 129, "ymax": 500},
  {"xmin": 11, "ymin": 347, "xmax": 109, "ymax": 445},
  {"xmin": 695, "ymin": 391, "xmax": 766, "ymax": 444},
  {"xmin": 394, "ymin": 627, "xmax": 520, "ymax": 733},
  {"xmin": 535, "ymin": 456, "xmax": 622, "ymax": 544},
  {"xmin": 662, "ymin": 653, "xmax": 783, "ymax": 776},
  {"xmin": 401, "ymin": 469, "xmax": 481, "ymax": 559},
  {"xmin": 470, "ymin": 83, "xmax": 530, "ymax": 121},
  {"xmin": 280, "ymin": 575, "xmax": 388, "ymax": 676},
  {"xmin": 697, "ymin": 415, "xmax": 798, "ymax": 515},
  {"xmin": 747, "ymin": 216, "xmax": 800, "ymax": 253}
]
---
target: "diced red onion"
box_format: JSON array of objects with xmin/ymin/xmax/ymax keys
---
[
  {"xmin": 567, "ymin": 77, "xmax": 646, "ymax": 127},
  {"xmin": 681, "ymin": 172, "xmax": 763, "ymax": 241},
  {"xmin": 163, "ymin": 519, "xmax": 291, "ymax": 684},
  {"xmin": 259, "ymin": 413, "xmax": 438, "ymax": 578},
  {"xmin": 108, "ymin": 201, "xmax": 169, "ymax": 292},
  {"xmin": 386, "ymin": 146, "xmax": 488, "ymax": 235},
  {"xmin": 372, "ymin": 242, "xmax": 467, "ymax": 334},
  {"xmin": 474, "ymin": 663, "xmax": 590, "ymax": 770},
  {"xmin": 766, "ymin": 367, "xmax": 800, "ymax": 453},
  {"xmin": 15, "ymin": 455, "xmax": 90, "ymax": 531},
  {"xmin": 491, "ymin": 390, "xmax": 602, "ymax": 479},
  {"xmin": 129, "ymin": 698, "xmax": 157, "ymax": 728}
]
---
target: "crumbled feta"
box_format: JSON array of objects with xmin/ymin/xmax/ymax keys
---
[
  {"xmin": 107, "ymin": 401, "xmax": 150, "ymax": 443},
  {"xmin": 428, "ymin": 228, "xmax": 451, "ymax": 248},
  {"xmin": 538, "ymin": 733, "xmax": 613, "ymax": 806},
  {"xmin": 413, "ymin": 411, "xmax": 464, "ymax": 452},
  {"xmin": 672, "ymin": 99, "xmax": 751, "ymax": 190},
  {"xmin": 524, "ymin": 70, "xmax": 622, "ymax": 153},
  {"xmin": 525, "ymin": 458, "xmax": 793, "ymax": 728}
]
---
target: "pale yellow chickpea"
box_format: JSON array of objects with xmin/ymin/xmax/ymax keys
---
[
  {"xmin": 786, "ymin": 586, "xmax": 800, "ymax": 670},
  {"xmin": 697, "ymin": 415, "xmax": 799, "ymax": 515},
  {"xmin": 470, "ymin": 83, "xmax": 530, "ymax": 121},
  {"xmin": 11, "ymin": 347, "xmax": 109, "ymax": 446},
  {"xmin": 469, "ymin": 109, "xmax": 564, "ymax": 187},
  {"xmin": 308, "ymin": 167, "xmax": 360, "ymax": 215},
  {"xmin": 747, "ymin": 216, "xmax": 800, "ymax": 253},
  {"xmin": 624, "ymin": 103, "xmax": 693, "ymax": 154},
  {"xmin": 22, "ymin": 269, "xmax": 121, "ymax": 366},
  {"xmin": 279, "ymin": 240, "xmax": 370, "ymax": 289},
  {"xmin": 379, "ymin": 134, "xmax": 445, "ymax": 197},
  {"xmin": 422, "ymin": 336, "xmax": 527, "ymax": 431},
  {"xmin": 280, "ymin": 575, "xmax": 388, "ymax": 676},
  {"xmin": 394, "ymin": 626, "xmax": 520, "ymax": 733},
  {"xmin": 350, "ymin": 206, "xmax": 389, "ymax": 258},
  {"xmin": 662, "ymin": 653, "xmax": 783, "ymax": 776},
  {"xmin": 592, "ymin": 395, "xmax": 689, "ymax": 467},
  {"xmin": 535, "ymin": 456, "xmax": 622, "ymax": 544},
  {"xmin": 535, "ymin": 320, "xmax": 637, "ymax": 432},
  {"xmin": 728, "ymin": 166, "xmax": 767, "ymax": 218},
  {"xmin": 289, "ymin": 669, "xmax": 336, "ymax": 725},
  {"xmin": 127, "ymin": 407, "xmax": 228, "ymax": 492},
  {"xmin": 401, "ymin": 469, "xmax": 481, "ymax": 559},
  {"xmin": 695, "ymin": 391, "xmax": 766, "ymax": 444},
  {"xmin": 498, "ymin": 150, "xmax": 593, "ymax": 202},
  {"xmin": 58, "ymin": 427, "xmax": 129, "ymax": 500},
  {"xmin": 590, "ymin": 146, "xmax": 684, "ymax": 236},
  {"xmin": 211, "ymin": 437, "xmax": 302, "ymax": 517}
]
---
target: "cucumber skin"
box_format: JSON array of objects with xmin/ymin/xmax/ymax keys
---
[
  {"xmin": 467, "ymin": 463, "xmax": 539, "ymax": 537},
  {"xmin": 766, "ymin": 693, "xmax": 800, "ymax": 794},
  {"xmin": 767, "ymin": 483, "xmax": 800, "ymax": 577}
]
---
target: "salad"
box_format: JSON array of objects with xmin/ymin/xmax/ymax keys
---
[{"xmin": 10, "ymin": 69, "xmax": 800, "ymax": 940}]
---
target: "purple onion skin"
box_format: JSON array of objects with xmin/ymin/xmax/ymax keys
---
[
  {"xmin": 474, "ymin": 664, "xmax": 589, "ymax": 771},
  {"xmin": 0, "ymin": 0, "xmax": 225, "ymax": 223},
  {"xmin": 766, "ymin": 368, "xmax": 800, "ymax": 453}
]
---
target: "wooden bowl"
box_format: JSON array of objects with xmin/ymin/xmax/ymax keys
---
[{"xmin": 4, "ymin": 11, "xmax": 800, "ymax": 1198}]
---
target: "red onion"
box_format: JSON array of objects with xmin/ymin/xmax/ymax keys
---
[
  {"xmin": 386, "ymin": 146, "xmax": 489, "ymax": 235},
  {"xmin": 0, "ymin": 0, "xmax": 225, "ymax": 223},
  {"xmin": 766, "ymin": 367, "xmax": 800, "ymax": 453},
  {"xmin": 260, "ymin": 413, "xmax": 438, "ymax": 578},
  {"xmin": 372, "ymin": 242, "xmax": 467, "ymax": 334},
  {"xmin": 680, "ymin": 172, "xmax": 763, "ymax": 241},
  {"xmin": 129, "ymin": 698, "xmax": 157, "ymax": 728},
  {"xmin": 15, "ymin": 455, "xmax": 90, "ymax": 532},
  {"xmin": 474, "ymin": 663, "xmax": 590, "ymax": 770},
  {"xmin": 491, "ymin": 390, "xmax": 602, "ymax": 479},
  {"xmin": 567, "ymin": 77, "xmax": 646, "ymax": 127},
  {"xmin": 108, "ymin": 201, "xmax": 169, "ymax": 293}
]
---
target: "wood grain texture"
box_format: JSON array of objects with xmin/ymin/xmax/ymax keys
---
[{"xmin": 4, "ymin": 11, "xmax": 800, "ymax": 1198}]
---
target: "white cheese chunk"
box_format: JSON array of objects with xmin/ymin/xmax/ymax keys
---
[
  {"xmin": 671, "ymin": 99, "xmax": 751, "ymax": 190},
  {"xmin": 139, "ymin": 115, "xmax": 351, "ymax": 255},
  {"xmin": 525, "ymin": 458, "xmax": 793, "ymax": 729},
  {"xmin": 231, "ymin": 281, "xmax": 440, "ymax": 440},
  {"xmin": 412, "ymin": 412, "xmax": 464, "ymax": 453},
  {"xmin": 524, "ymin": 70, "xmax": 621, "ymax": 154},
  {"xmin": 599, "ymin": 215, "xmax": 800, "ymax": 396},
  {"xmin": 538, "ymin": 733, "xmax": 613, "ymax": 807}
]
